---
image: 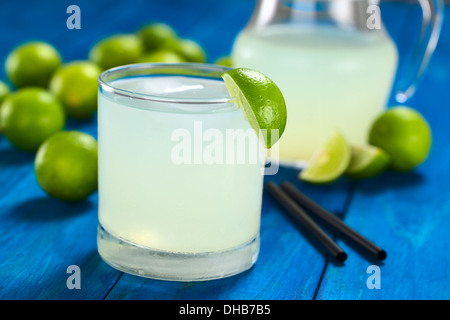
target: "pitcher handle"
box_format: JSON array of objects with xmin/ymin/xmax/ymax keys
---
[{"xmin": 394, "ymin": 0, "xmax": 444, "ymax": 103}]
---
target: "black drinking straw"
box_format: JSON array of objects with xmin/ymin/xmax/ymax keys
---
[
  {"xmin": 266, "ymin": 182, "xmax": 347, "ymax": 262},
  {"xmin": 281, "ymin": 182, "xmax": 387, "ymax": 261}
]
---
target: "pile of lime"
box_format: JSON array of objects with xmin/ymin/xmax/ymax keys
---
[
  {"xmin": 0, "ymin": 21, "xmax": 234, "ymax": 202},
  {"xmin": 300, "ymin": 106, "xmax": 432, "ymax": 184},
  {"xmin": 89, "ymin": 22, "xmax": 224, "ymax": 69},
  {"xmin": 0, "ymin": 41, "xmax": 100, "ymax": 202}
]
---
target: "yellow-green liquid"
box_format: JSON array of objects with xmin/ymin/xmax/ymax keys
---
[
  {"xmin": 98, "ymin": 76, "xmax": 264, "ymax": 254},
  {"xmin": 233, "ymin": 25, "xmax": 398, "ymax": 163}
]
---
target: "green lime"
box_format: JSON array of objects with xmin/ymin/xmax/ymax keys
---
[
  {"xmin": 137, "ymin": 49, "xmax": 185, "ymax": 63},
  {"xmin": 300, "ymin": 130, "xmax": 351, "ymax": 184},
  {"xmin": 138, "ymin": 23, "xmax": 179, "ymax": 52},
  {"xmin": 89, "ymin": 34, "xmax": 143, "ymax": 70},
  {"xmin": 369, "ymin": 106, "xmax": 431, "ymax": 171},
  {"xmin": 346, "ymin": 145, "xmax": 390, "ymax": 179},
  {"xmin": 49, "ymin": 61, "xmax": 101, "ymax": 119},
  {"xmin": 0, "ymin": 81, "xmax": 10, "ymax": 105},
  {"xmin": 0, "ymin": 88, "xmax": 65, "ymax": 151},
  {"xmin": 35, "ymin": 131, "xmax": 98, "ymax": 202},
  {"xmin": 5, "ymin": 42, "xmax": 62, "ymax": 88},
  {"xmin": 222, "ymin": 68, "xmax": 286, "ymax": 148},
  {"xmin": 176, "ymin": 39, "xmax": 206, "ymax": 63},
  {"xmin": 215, "ymin": 55, "xmax": 233, "ymax": 67}
]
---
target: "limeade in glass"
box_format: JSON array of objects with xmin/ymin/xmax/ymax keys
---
[{"xmin": 97, "ymin": 64, "xmax": 265, "ymax": 281}]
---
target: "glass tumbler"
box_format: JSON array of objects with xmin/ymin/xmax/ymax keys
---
[{"xmin": 97, "ymin": 63, "xmax": 265, "ymax": 281}]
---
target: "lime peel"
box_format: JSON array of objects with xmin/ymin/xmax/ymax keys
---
[
  {"xmin": 221, "ymin": 68, "xmax": 287, "ymax": 149},
  {"xmin": 369, "ymin": 106, "xmax": 431, "ymax": 172},
  {"xmin": 346, "ymin": 145, "xmax": 390, "ymax": 179},
  {"xmin": 35, "ymin": 131, "xmax": 98, "ymax": 202}
]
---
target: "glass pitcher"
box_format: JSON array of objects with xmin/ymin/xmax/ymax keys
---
[{"xmin": 232, "ymin": 0, "xmax": 443, "ymax": 165}]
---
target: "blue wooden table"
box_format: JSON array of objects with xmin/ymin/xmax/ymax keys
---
[{"xmin": 0, "ymin": 0, "xmax": 449, "ymax": 300}]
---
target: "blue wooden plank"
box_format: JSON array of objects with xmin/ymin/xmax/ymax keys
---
[
  {"xmin": 0, "ymin": 0, "xmax": 113, "ymax": 298},
  {"xmin": 0, "ymin": 0, "xmax": 254, "ymax": 78},
  {"xmin": 316, "ymin": 4, "xmax": 450, "ymax": 300},
  {"xmin": 0, "ymin": 116, "xmax": 124, "ymax": 299}
]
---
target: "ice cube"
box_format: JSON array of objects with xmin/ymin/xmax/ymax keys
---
[{"xmin": 112, "ymin": 76, "xmax": 230, "ymax": 100}]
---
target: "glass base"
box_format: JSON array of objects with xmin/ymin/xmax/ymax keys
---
[{"xmin": 97, "ymin": 224, "xmax": 260, "ymax": 281}]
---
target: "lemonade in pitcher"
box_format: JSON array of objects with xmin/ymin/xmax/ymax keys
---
[
  {"xmin": 233, "ymin": 25, "xmax": 398, "ymax": 162},
  {"xmin": 232, "ymin": 0, "xmax": 442, "ymax": 165}
]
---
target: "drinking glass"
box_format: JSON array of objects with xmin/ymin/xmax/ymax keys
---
[{"xmin": 97, "ymin": 63, "xmax": 265, "ymax": 281}]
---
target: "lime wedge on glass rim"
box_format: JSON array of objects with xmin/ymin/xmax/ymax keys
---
[
  {"xmin": 221, "ymin": 68, "xmax": 287, "ymax": 148},
  {"xmin": 346, "ymin": 145, "xmax": 390, "ymax": 179},
  {"xmin": 300, "ymin": 130, "xmax": 351, "ymax": 184}
]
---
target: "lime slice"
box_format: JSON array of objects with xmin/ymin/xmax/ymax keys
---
[
  {"xmin": 346, "ymin": 145, "xmax": 390, "ymax": 179},
  {"xmin": 221, "ymin": 68, "xmax": 287, "ymax": 148},
  {"xmin": 300, "ymin": 130, "xmax": 351, "ymax": 184}
]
